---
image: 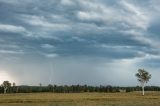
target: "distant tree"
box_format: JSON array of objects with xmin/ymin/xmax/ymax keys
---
[
  {"xmin": 2, "ymin": 81, "xmax": 11, "ymax": 94},
  {"xmin": 39, "ymin": 83, "xmax": 42, "ymax": 92},
  {"xmin": 39, "ymin": 83, "xmax": 42, "ymax": 87},
  {"xmin": 135, "ymin": 69, "xmax": 151, "ymax": 96},
  {"xmin": 48, "ymin": 84, "xmax": 54, "ymax": 92},
  {"xmin": 13, "ymin": 82, "xmax": 16, "ymax": 87},
  {"xmin": 12, "ymin": 82, "xmax": 16, "ymax": 93}
]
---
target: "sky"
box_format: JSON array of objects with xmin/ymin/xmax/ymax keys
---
[{"xmin": 0, "ymin": 0, "xmax": 160, "ymax": 86}]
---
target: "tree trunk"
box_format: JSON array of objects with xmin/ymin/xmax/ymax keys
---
[
  {"xmin": 142, "ymin": 86, "xmax": 144, "ymax": 96},
  {"xmin": 4, "ymin": 87, "xmax": 7, "ymax": 94}
]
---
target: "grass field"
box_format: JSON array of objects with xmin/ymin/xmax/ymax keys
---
[{"xmin": 0, "ymin": 92, "xmax": 160, "ymax": 106}]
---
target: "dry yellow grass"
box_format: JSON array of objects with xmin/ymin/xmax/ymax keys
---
[{"xmin": 0, "ymin": 91, "xmax": 160, "ymax": 106}]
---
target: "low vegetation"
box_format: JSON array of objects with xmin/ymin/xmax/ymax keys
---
[{"xmin": 0, "ymin": 92, "xmax": 160, "ymax": 106}]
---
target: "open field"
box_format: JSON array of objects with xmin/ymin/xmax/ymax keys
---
[{"xmin": 0, "ymin": 92, "xmax": 160, "ymax": 106}]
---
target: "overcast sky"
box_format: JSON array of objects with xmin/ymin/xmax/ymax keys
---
[{"xmin": 0, "ymin": 0, "xmax": 160, "ymax": 86}]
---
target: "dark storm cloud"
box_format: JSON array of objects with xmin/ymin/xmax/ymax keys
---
[{"xmin": 0, "ymin": 0, "xmax": 160, "ymax": 85}]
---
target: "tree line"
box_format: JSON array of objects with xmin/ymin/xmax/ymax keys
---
[
  {"xmin": 0, "ymin": 69, "xmax": 154, "ymax": 95},
  {"xmin": 0, "ymin": 83, "xmax": 160, "ymax": 94}
]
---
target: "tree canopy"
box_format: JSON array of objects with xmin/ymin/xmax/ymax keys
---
[{"xmin": 135, "ymin": 69, "xmax": 151, "ymax": 95}]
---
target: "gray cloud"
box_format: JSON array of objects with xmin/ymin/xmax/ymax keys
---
[{"xmin": 0, "ymin": 0, "xmax": 160, "ymax": 86}]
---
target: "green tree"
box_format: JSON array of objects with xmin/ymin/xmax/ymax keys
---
[
  {"xmin": 135, "ymin": 69, "xmax": 151, "ymax": 96},
  {"xmin": 2, "ymin": 81, "xmax": 11, "ymax": 94},
  {"xmin": 48, "ymin": 84, "xmax": 54, "ymax": 92},
  {"xmin": 12, "ymin": 82, "xmax": 16, "ymax": 87}
]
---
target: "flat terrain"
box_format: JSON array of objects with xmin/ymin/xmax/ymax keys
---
[{"xmin": 0, "ymin": 92, "xmax": 160, "ymax": 106}]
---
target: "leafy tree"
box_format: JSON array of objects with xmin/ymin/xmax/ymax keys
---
[
  {"xmin": 39, "ymin": 83, "xmax": 42, "ymax": 87},
  {"xmin": 2, "ymin": 81, "xmax": 11, "ymax": 94},
  {"xmin": 48, "ymin": 84, "xmax": 54, "ymax": 92},
  {"xmin": 135, "ymin": 69, "xmax": 151, "ymax": 96},
  {"xmin": 13, "ymin": 82, "xmax": 16, "ymax": 87}
]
